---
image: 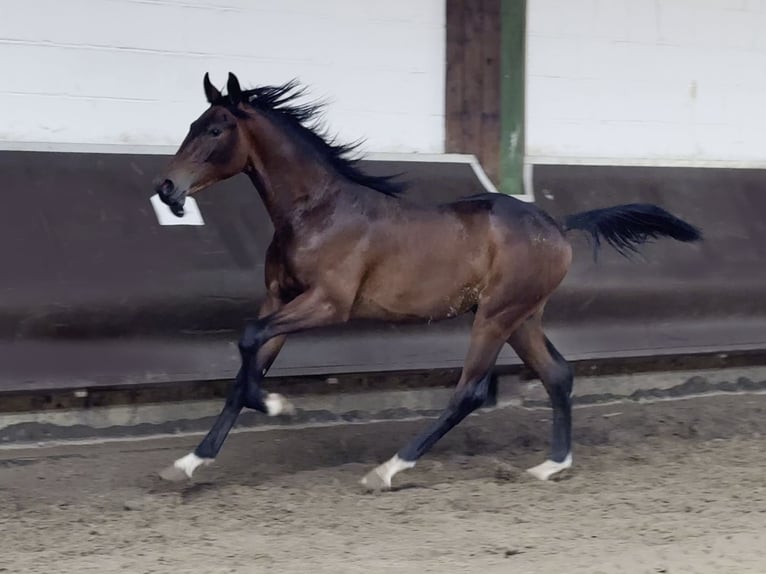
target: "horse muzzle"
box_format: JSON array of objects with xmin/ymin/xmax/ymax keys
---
[{"xmin": 155, "ymin": 178, "xmax": 187, "ymax": 217}]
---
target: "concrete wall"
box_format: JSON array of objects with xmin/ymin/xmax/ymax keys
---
[
  {"xmin": 0, "ymin": 0, "xmax": 446, "ymax": 153},
  {"xmin": 526, "ymin": 0, "xmax": 766, "ymax": 165}
]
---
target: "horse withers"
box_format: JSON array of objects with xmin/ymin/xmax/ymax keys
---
[{"xmin": 154, "ymin": 72, "xmax": 702, "ymax": 489}]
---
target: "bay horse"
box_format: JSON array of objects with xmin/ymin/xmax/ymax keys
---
[{"xmin": 155, "ymin": 72, "xmax": 702, "ymax": 489}]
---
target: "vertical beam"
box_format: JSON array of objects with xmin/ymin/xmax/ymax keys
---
[
  {"xmin": 500, "ymin": 0, "xmax": 526, "ymax": 195},
  {"xmin": 445, "ymin": 0, "xmax": 502, "ymax": 185},
  {"xmin": 479, "ymin": 0, "xmax": 502, "ymax": 184},
  {"xmin": 445, "ymin": 0, "xmax": 466, "ymax": 154},
  {"xmin": 461, "ymin": 1, "xmax": 484, "ymax": 164}
]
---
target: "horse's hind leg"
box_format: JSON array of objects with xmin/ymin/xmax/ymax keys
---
[
  {"xmin": 361, "ymin": 310, "xmax": 524, "ymax": 491},
  {"xmin": 508, "ymin": 311, "xmax": 574, "ymax": 480}
]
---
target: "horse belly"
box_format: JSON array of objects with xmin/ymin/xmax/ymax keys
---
[{"xmin": 352, "ymin": 260, "xmax": 483, "ymax": 322}]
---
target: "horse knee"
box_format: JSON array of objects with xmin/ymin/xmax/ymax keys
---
[
  {"xmin": 451, "ymin": 373, "xmax": 492, "ymax": 413},
  {"xmin": 238, "ymin": 322, "xmax": 265, "ymax": 356}
]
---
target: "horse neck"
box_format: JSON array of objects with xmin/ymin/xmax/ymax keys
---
[{"xmin": 243, "ymin": 115, "xmax": 339, "ymax": 231}]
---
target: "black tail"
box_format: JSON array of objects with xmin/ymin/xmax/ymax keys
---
[{"xmin": 562, "ymin": 203, "xmax": 702, "ymax": 259}]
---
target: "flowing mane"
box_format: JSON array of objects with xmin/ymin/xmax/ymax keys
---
[{"xmin": 213, "ymin": 80, "xmax": 407, "ymax": 197}]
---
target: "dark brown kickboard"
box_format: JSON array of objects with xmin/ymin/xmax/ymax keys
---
[{"xmin": 1, "ymin": 150, "xmax": 764, "ymax": 392}]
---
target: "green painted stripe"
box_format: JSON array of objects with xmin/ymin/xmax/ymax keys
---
[{"xmin": 500, "ymin": 0, "xmax": 526, "ymax": 195}]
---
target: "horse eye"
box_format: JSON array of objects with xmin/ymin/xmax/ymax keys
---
[{"xmin": 209, "ymin": 127, "xmax": 222, "ymax": 137}]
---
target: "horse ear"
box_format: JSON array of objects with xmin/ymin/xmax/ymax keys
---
[
  {"xmin": 203, "ymin": 72, "xmax": 221, "ymax": 104},
  {"xmin": 227, "ymin": 72, "xmax": 243, "ymax": 104}
]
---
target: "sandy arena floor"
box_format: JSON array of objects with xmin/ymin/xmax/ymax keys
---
[{"xmin": 1, "ymin": 393, "xmax": 765, "ymax": 573}]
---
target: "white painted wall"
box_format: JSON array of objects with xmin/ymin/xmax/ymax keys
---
[
  {"xmin": 0, "ymin": 0, "xmax": 445, "ymax": 153},
  {"xmin": 526, "ymin": 0, "xmax": 766, "ymax": 165}
]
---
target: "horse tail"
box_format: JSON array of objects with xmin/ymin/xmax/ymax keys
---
[{"xmin": 562, "ymin": 203, "xmax": 702, "ymax": 259}]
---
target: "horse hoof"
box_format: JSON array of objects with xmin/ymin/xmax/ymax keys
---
[
  {"xmin": 158, "ymin": 453, "xmax": 212, "ymax": 481},
  {"xmin": 360, "ymin": 468, "xmax": 391, "ymax": 492},
  {"xmin": 265, "ymin": 393, "xmax": 295, "ymax": 416},
  {"xmin": 159, "ymin": 464, "xmax": 191, "ymax": 482},
  {"xmin": 526, "ymin": 454, "xmax": 573, "ymax": 481}
]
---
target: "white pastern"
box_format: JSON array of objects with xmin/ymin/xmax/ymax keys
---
[
  {"xmin": 159, "ymin": 452, "xmax": 212, "ymax": 481},
  {"xmin": 264, "ymin": 393, "xmax": 295, "ymax": 416},
  {"xmin": 360, "ymin": 455, "xmax": 416, "ymax": 491},
  {"xmin": 176, "ymin": 452, "xmax": 211, "ymax": 477},
  {"xmin": 526, "ymin": 453, "xmax": 573, "ymax": 481}
]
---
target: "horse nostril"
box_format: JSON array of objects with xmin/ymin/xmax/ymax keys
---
[{"xmin": 156, "ymin": 179, "xmax": 174, "ymax": 196}]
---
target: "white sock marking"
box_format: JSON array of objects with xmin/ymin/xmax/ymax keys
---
[
  {"xmin": 264, "ymin": 393, "xmax": 294, "ymax": 416},
  {"xmin": 379, "ymin": 455, "xmax": 416, "ymax": 484},
  {"xmin": 527, "ymin": 453, "xmax": 573, "ymax": 481},
  {"xmin": 173, "ymin": 452, "xmax": 210, "ymax": 478},
  {"xmin": 361, "ymin": 455, "xmax": 416, "ymax": 490}
]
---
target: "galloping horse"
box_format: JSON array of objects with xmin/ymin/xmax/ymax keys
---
[{"xmin": 155, "ymin": 72, "xmax": 701, "ymax": 489}]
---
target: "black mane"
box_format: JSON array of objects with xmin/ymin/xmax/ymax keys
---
[{"xmin": 215, "ymin": 80, "xmax": 406, "ymax": 197}]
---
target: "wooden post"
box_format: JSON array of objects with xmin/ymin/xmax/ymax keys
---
[{"xmin": 445, "ymin": 0, "xmax": 502, "ymax": 186}]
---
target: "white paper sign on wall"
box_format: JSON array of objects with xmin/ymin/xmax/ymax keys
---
[{"xmin": 150, "ymin": 194, "xmax": 205, "ymax": 226}]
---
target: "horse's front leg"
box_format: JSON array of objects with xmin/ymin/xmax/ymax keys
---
[{"xmin": 159, "ymin": 288, "xmax": 343, "ymax": 481}]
